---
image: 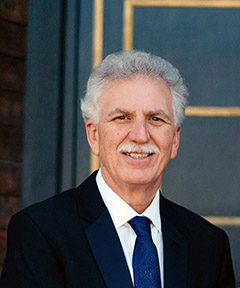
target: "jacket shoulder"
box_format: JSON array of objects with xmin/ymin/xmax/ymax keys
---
[{"xmin": 11, "ymin": 171, "xmax": 99, "ymax": 230}]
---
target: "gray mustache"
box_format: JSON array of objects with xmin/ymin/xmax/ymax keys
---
[{"xmin": 117, "ymin": 144, "xmax": 160, "ymax": 154}]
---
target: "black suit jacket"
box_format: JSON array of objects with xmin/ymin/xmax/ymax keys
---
[{"xmin": 0, "ymin": 171, "xmax": 235, "ymax": 288}]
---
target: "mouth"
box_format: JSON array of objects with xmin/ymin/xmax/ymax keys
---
[{"xmin": 123, "ymin": 152, "xmax": 153, "ymax": 159}]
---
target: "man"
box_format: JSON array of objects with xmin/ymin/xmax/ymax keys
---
[{"xmin": 1, "ymin": 50, "xmax": 235, "ymax": 287}]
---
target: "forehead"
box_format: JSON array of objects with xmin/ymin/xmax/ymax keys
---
[{"xmin": 99, "ymin": 76, "xmax": 173, "ymax": 112}]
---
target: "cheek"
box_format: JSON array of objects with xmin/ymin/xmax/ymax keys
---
[
  {"xmin": 154, "ymin": 129, "xmax": 175, "ymax": 148},
  {"xmin": 99, "ymin": 129, "xmax": 118, "ymax": 151},
  {"xmin": 104, "ymin": 126, "xmax": 127, "ymax": 141}
]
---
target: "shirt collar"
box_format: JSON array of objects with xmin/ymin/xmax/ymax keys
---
[{"xmin": 96, "ymin": 170, "xmax": 162, "ymax": 234}]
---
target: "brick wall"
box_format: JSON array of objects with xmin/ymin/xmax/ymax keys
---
[{"xmin": 0, "ymin": 0, "xmax": 27, "ymax": 273}]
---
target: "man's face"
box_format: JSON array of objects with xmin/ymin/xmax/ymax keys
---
[{"xmin": 86, "ymin": 76, "xmax": 181, "ymax": 195}]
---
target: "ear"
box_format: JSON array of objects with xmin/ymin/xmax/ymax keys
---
[
  {"xmin": 170, "ymin": 126, "xmax": 181, "ymax": 159},
  {"xmin": 85, "ymin": 120, "xmax": 100, "ymax": 156}
]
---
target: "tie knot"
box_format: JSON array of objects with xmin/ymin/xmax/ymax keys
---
[{"xmin": 129, "ymin": 216, "xmax": 151, "ymax": 237}]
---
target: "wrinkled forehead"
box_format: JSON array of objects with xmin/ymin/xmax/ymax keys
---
[{"xmin": 98, "ymin": 76, "xmax": 174, "ymax": 120}]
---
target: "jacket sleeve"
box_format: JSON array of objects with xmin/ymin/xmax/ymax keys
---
[{"xmin": 0, "ymin": 211, "xmax": 65, "ymax": 288}]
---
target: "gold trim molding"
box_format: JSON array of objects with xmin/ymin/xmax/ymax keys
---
[
  {"xmin": 90, "ymin": 0, "xmax": 104, "ymax": 173},
  {"xmin": 126, "ymin": 0, "xmax": 240, "ymax": 7},
  {"xmin": 204, "ymin": 216, "xmax": 240, "ymax": 227},
  {"xmin": 186, "ymin": 106, "xmax": 240, "ymax": 117},
  {"xmin": 93, "ymin": 0, "xmax": 104, "ymax": 69},
  {"xmin": 123, "ymin": 0, "xmax": 240, "ymax": 50}
]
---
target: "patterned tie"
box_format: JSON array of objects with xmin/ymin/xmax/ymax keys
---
[{"xmin": 129, "ymin": 216, "xmax": 161, "ymax": 288}]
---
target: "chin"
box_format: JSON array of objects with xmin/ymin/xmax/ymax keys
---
[{"xmin": 122, "ymin": 172, "xmax": 155, "ymax": 186}]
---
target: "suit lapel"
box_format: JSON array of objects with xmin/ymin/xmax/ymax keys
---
[
  {"xmin": 85, "ymin": 209, "xmax": 133, "ymax": 288},
  {"xmin": 74, "ymin": 172, "xmax": 133, "ymax": 288},
  {"xmin": 161, "ymin": 195, "xmax": 188, "ymax": 288}
]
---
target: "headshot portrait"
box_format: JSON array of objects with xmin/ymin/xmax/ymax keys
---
[{"xmin": 0, "ymin": 1, "xmax": 239, "ymax": 287}]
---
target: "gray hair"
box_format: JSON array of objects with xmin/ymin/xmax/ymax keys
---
[{"xmin": 81, "ymin": 50, "xmax": 189, "ymax": 128}]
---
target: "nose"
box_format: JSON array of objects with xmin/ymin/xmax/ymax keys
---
[{"xmin": 128, "ymin": 117, "xmax": 150, "ymax": 144}]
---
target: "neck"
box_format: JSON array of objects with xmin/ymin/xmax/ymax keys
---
[
  {"xmin": 101, "ymin": 173, "xmax": 160, "ymax": 214},
  {"xmin": 118, "ymin": 187, "xmax": 157, "ymax": 213}
]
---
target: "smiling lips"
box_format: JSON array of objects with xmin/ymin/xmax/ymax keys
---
[{"xmin": 124, "ymin": 152, "xmax": 152, "ymax": 159}]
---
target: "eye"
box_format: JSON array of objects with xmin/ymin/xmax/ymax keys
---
[
  {"xmin": 151, "ymin": 116, "xmax": 165, "ymax": 122},
  {"xmin": 112, "ymin": 115, "xmax": 130, "ymax": 122},
  {"xmin": 151, "ymin": 116, "xmax": 161, "ymax": 121},
  {"xmin": 114, "ymin": 115, "xmax": 126, "ymax": 120},
  {"xmin": 149, "ymin": 116, "xmax": 166, "ymax": 125}
]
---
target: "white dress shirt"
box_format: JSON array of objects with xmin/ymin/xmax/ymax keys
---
[{"xmin": 96, "ymin": 170, "xmax": 164, "ymax": 287}]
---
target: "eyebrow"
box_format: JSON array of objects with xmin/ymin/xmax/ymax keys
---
[{"xmin": 107, "ymin": 108, "xmax": 132, "ymax": 117}]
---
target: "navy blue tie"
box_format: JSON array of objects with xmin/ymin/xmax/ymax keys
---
[{"xmin": 129, "ymin": 216, "xmax": 161, "ymax": 288}]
